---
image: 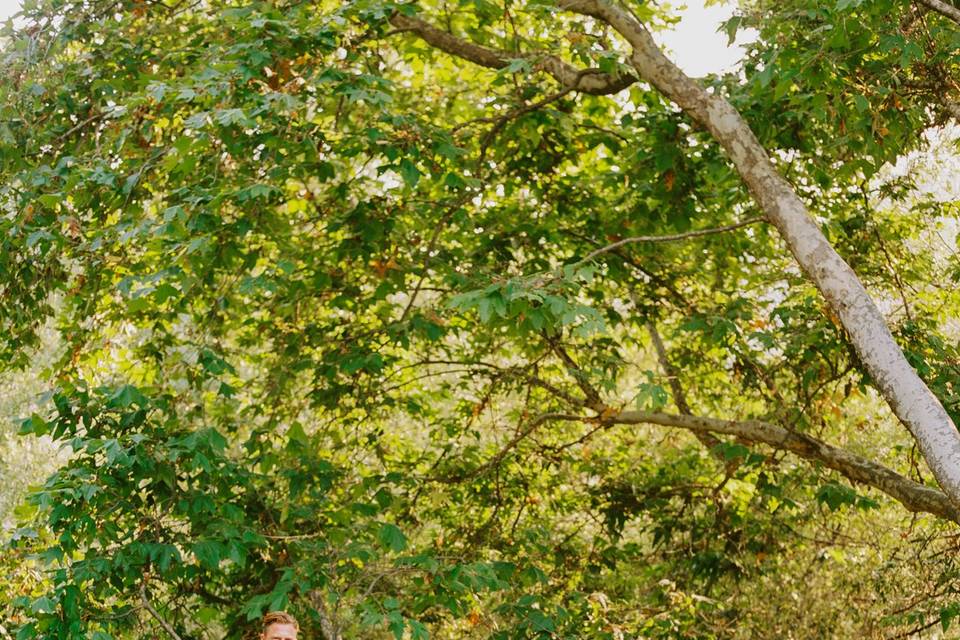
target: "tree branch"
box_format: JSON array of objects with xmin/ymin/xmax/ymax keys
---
[
  {"xmin": 558, "ymin": 0, "xmax": 960, "ymax": 509},
  {"xmin": 533, "ymin": 411, "xmax": 960, "ymax": 524},
  {"xmin": 582, "ymin": 217, "xmax": 766, "ymax": 264},
  {"xmin": 389, "ymin": 12, "xmax": 636, "ymax": 95},
  {"xmin": 475, "ymin": 86, "xmax": 575, "ymax": 170},
  {"xmin": 943, "ymin": 98, "xmax": 960, "ymax": 121},
  {"xmin": 917, "ymin": 0, "xmax": 960, "ymax": 24},
  {"xmin": 139, "ymin": 585, "xmax": 184, "ymax": 640},
  {"xmin": 549, "ymin": 341, "xmax": 607, "ymax": 412},
  {"xmin": 461, "ymin": 412, "xmax": 586, "ymax": 480},
  {"xmin": 620, "ymin": 412, "xmax": 960, "ymax": 519},
  {"xmin": 645, "ymin": 322, "xmax": 721, "ymax": 450}
]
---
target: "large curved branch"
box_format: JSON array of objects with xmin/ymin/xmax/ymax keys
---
[
  {"xmin": 917, "ymin": 0, "xmax": 960, "ymax": 24},
  {"xmin": 389, "ymin": 13, "xmax": 636, "ymax": 95},
  {"xmin": 535, "ymin": 411, "xmax": 960, "ymax": 523},
  {"xmin": 558, "ymin": 0, "xmax": 960, "ymax": 509},
  {"xmin": 613, "ymin": 411, "xmax": 960, "ymax": 523}
]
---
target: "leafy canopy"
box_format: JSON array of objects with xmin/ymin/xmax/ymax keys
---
[{"xmin": 3, "ymin": 0, "xmax": 960, "ymax": 637}]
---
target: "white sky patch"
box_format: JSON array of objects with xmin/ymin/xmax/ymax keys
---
[
  {"xmin": 654, "ymin": 0, "xmax": 757, "ymax": 77},
  {"xmin": 0, "ymin": 0, "xmax": 20, "ymax": 21}
]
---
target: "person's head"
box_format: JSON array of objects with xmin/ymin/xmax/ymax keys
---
[{"xmin": 261, "ymin": 611, "xmax": 298, "ymax": 640}]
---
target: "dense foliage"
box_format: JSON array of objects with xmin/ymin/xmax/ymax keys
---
[{"xmin": 4, "ymin": 0, "xmax": 960, "ymax": 637}]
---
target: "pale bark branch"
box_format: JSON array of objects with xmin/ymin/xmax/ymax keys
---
[
  {"xmin": 614, "ymin": 411, "xmax": 960, "ymax": 523},
  {"xmin": 917, "ymin": 0, "xmax": 960, "ymax": 24},
  {"xmin": 944, "ymin": 99, "xmax": 960, "ymax": 121},
  {"xmin": 559, "ymin": 0, "xmax": 960, "ymax": 509},
  {"xmin": 535, "ymin": 411, "xmax": 960, "ymax": 524},
  {"xmin": 582, "ymin": 217, "xmax": 766, "ymax": 263},
  {"xmin": 389, "ymin": 12, "xmax": 636, "ymax": 95}
]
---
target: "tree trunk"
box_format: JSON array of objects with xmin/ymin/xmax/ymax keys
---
[{"xmin": 559, "ymin": 0, "xmax": 960, "ymax": 507}]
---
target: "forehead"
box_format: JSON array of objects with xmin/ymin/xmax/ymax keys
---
[{"xmin": 263, "ymin": 623, "xmax": 298, "ymax": 638}]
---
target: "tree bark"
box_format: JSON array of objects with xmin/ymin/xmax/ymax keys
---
[
  {"xmin": 917, "ymin": 0, "xmax": 960, "ymax": 24},
  {"xmin": 607, "ymin": 410, "xmax": 960, "ymax": 524},
  {"xmin": 558, "ymin": 0, "xmax": 960, "ymax": 509},
  {"xmin": 389, "ymin": 13, "xmax": 636, "ymax": 95}
]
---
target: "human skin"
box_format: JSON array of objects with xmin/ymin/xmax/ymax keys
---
[{"xmin": 262, "ymin": 623, "xmax": 298, "ymax": 640}]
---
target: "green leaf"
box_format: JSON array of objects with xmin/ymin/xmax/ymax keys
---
[
  {"xmin": 196, "ymin": 607, "xmax": 219, "ymax": 625},
  {"xmin": 199, "ymin": 349, "xmax": 234, "ymax": 376},
  {"xmin": 107, "ymin": 385, "xmax": 148, "ymax": 409},
  {"xmin": 398, "ymin": 158, "xmax": 420, "ymax": 188},
  {"xmin": 852, "ymin": 94, "xmax": 870, "ymax": 113},
  {"xmin": 722, "ymin": 15, "xmax": 742, "ymax": 45},
  {"xmin": 192, "ymin": 540, "xmax": 222, "ymax": 569},
  {"xmin": 18, "ymin": 413, "xmax": 49, "ymax": 436},
  {"xmin": 900, "ymin": 41, "xmax": 924, "ymax": 68},
  {"xmin": 504, "ymin": 58, "xmax": 531, "ymax": 73},
  {"xmin": 152, "ymin": 283, "xmax": 180, "ymax": 303},
  {"xmin": 287, "ymin": 422, "xmax": 309, "ymax": 446},
  {"xmin": 942, "ymin": 603, "xmax": 960, "ymax": 632},
  {"xmin": 378, "ymin": 523, "xmax": 407, "ymax": 552},
  {"xmin": 835, "ymin": 0, "xmax": 862, "ymax": 10}
]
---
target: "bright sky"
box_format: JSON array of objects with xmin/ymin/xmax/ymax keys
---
[
  {"xmin": 0, "ymin": 0, "xmax": 17, "ymax": 21},
  {"xmin": 0, "ymin": 0, "xmax": 750, "ymax": 75},
  {"xmin": 657, "ymin": 0, "xmax": 755, "ymax": 76}
]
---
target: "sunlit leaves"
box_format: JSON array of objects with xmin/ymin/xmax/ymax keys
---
[
  {"xmin": 448, "ymin": 264, "xmax": 607, "ymax": 337},
  {"xmin": 3, "ymin": 0, "xmax": 960, "ymax": 636}
]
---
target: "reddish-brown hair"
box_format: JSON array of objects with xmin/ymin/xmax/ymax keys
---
[{"xmin": 262, "ymin": 611, "xmax": 299, "ymax": 633}]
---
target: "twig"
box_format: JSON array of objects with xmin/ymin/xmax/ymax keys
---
[
  {"xmin": 476, "ymin": 87, "xmax": 575, "ymax": 172},
  {"xmin": 139, "ymin": 585, "xmax": 184, "ymax": 640},
  {"xmin": 581, "ymin": 217, "xmax": 766, "ymax": 264},
  {"xmin": 453, "ymin": 87, "xmax": 571, "ymax": 133},
  {"xmin": 469, "ymin": 412, "xmax": 586, "ymax": 478},
  {"xmin": 646, "ymin": 321, "xmax": 721, "ymax": 450},
  {"xmin": 397, "ymin": 192, "xmax": 472, "ymax": 323},
  {"xmin": 549, "ymin": 340, "xmax": 606, "ymax": 412}
]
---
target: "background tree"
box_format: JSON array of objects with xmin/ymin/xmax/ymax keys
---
[{"xmin": 4, "ymin": 0, "xmax": 960, "ymax": 637}]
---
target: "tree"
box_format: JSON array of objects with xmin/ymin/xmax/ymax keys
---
[{"xmin": 3, "ymin": 0, "xmax": 960, "ymax": 637}]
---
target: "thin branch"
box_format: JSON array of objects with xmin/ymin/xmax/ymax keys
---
[
  {"xmin": 549, "ymin": 340, "xmax": 607, "ymax": 412},
  {"xmin": 886, "ymin": 614, "xmax": 943, "ymax": 640},
  {"xmin": 139, "ymin": 585, "xmax": 184, "ymax": 640},
  {"xmin": 477, "ymin": 87, "xmax": 575, "ymax": 170},
  {"xmin": 645, "ymin": 322, "xmax": 721, "ymax": 450},
  {"xmin": 398, "ymin": 191, "xmax": 472, "ymax": 323},
  {"xmin": 581, "ymin": 217, "xmax": 766, "ymax": 264},
  {"xmin": 454, "ymin": 85, "xmax": 574, "ymax": 133},
  {"xmin": 469, "ymin": 412, "xmax": 586, "ymax": 478},
  {"xmin": 577, "ymin": 121, "xmax": 630, "ymax": 142}
]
